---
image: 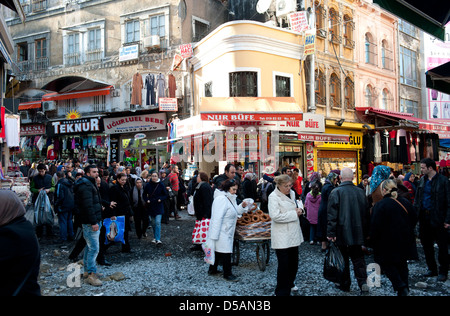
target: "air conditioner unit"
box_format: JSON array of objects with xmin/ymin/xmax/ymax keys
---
[
  {"xmin": 143, "ymin": 36, "xmax": 152, "ymax": 48},
  {"xmin": 20, "ymin": 111, "xmax": 32, "ymax": 124},
  {"xmin": 276, "ymin": 0, "xmax": 296, "ymax": 17},
  {"xmin": 151, "ymin": 35, "xmax": 161, "ymax": 48},
  {"xmin": 43, "ymin": 100, "xmax": 56, "ymax": 111}
]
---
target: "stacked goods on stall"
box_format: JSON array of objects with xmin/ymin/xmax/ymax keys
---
[
  {"xmin": 236, "ymin": 203, "xmax": 271, "ymax": 239},
  {"xmin": 11, "ymin": 177, "xmax": 31, "ymax": 206}
]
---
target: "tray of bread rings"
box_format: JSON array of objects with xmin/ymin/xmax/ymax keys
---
[{"xmin": 236, "ymin": 202, "xmax": 271, "ymax": 240}]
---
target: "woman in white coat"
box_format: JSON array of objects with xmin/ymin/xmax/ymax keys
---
[
  {"xmin": 208, "ymin": 179, "xmax": 248, "ymax": 281},
  {"xmin": 268, "ymin": 174, "xmax": 304, "ymax": 296}
]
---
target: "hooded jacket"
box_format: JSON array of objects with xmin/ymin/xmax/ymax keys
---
[{"xmin": 54, "ymin": 178, "xmax": 75, "ymax": 213}]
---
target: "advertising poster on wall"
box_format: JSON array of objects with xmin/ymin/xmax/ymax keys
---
[{"xmin": 425, "ymin": 22, "xmax": 450, "ymax": 120}]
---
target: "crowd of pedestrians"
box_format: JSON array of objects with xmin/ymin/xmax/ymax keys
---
[{"xmin": 1, "ymin": 157, "xmax": 448, "ymax": 296}]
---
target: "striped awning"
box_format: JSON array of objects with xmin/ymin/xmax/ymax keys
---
[
  {"xmin": 42, "ymin": 86, "xmax": 113, "ymax": 101},
  {"xmin": 18, "ymin": 101, "xmax": 42, "ymax": 110}
]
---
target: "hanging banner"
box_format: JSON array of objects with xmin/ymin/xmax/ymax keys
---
[
  {"xmin": 179, "ymin": 43, "xmax": 193, "ymax": 59},
  {"xmin": 119, "ymin": 44, "xmax": 139, "ymax": 62},
  {"xmin": 159, "ymin": 98, "xmax": 178, "ymax": 112},
  {"xmin": 288, "ymin": 11, "xmax": 309, "ymax": 33},
  {"xmin": 304, "ymin": 29, "xmax": 316, "ymax": 56},
  {"xmin": 0, "ymin": 106, "xmax": 5, "ymax": 138}
]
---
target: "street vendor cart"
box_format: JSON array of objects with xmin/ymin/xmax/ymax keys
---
[{"xmin": 232, "ymin": 206, "xmax": 272, "ymax": 271}]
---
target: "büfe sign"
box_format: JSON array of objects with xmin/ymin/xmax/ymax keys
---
[{"xmin": 200, "ymin": 113, "xmax": 303, "ymax": 121}]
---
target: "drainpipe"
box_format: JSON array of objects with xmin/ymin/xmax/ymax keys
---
[{"xmin": 308, "ymin": 1, "xmax": 316, "ymax": 113}]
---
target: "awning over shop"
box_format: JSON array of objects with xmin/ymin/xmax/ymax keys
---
[
  {"xmin": 373, "ymin": 0, "xmax": 449, "ymax": 41},
  {"xmin": 200, "ymin": 97, "xmax": 303, "ymax": 121},
  {"xmin": 426, "ymin": 61, "xmax": 450, "ymax": 95},
  {"xmin": 42, "ymin": 86, "xmax": 113, "ymax": 101},
  {"xmin": 356, "ymin": 107, "xmax": 450, "ymax": 136},
  {"xmin": 18, "ymin": 101, "xmax": 41, "ymax": 110},
  {"xmin": 41, "ymin": 76, "xmax": 112, "ymax": 93}
]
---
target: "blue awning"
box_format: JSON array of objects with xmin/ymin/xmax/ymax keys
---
[{"xmin": 439, "ymin": 139, "xmax": 450, "ymax": 149}]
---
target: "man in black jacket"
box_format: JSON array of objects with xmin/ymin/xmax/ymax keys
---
[
  {"xmin": 327, "ymin": 167, "xmax": 370, "ymax": 293},
  {"xmin": 413, "ymin": 158, "xmax": 450, "ymax": 281},
  {"xmin": 73, "ymin": 165, "xmax": 103, "ymax": 286},
  {"xmin": 54, "ymin": 171, "xmax": 75, "ymax": 243}
]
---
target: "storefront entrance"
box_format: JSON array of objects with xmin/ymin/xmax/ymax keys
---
[{"xmin": 120, "ymin": 137, "xmax": 168, "ymax": 170}]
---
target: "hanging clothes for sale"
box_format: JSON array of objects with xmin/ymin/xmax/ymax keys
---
[
  {"xmin": 145, "ymin": 73, "xmax": 156, "ymax": 106},
  {"xmin": 389, "ymin": 130, "xmax": 398, "ymax": 163},
  {"xmin": 397, "ymin": 129, "xmax": 408, "ymax": 164},
  {"xmin": 168, "ymin": 73, "xmax": 176, "ymax": 98},
  {"xmin": 156, "ymin": 73, "xmax": 166, "ymax": 104},
  {"xmin": 381, "ymin": 129, "xmax": 389, "ymax": 162},
  {"xmin": 374, "ymin": 131, "xmax": 382, "ymax": 163},
  {"xmin": 131, "ymin": 72, "xmax": 143, "ymax": 105},
  {"xmin": 362, "ymin": 133, "xmax": 374, "ymax": 164}
]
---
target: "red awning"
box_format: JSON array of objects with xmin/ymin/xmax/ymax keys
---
[
  {"xmin": 18, "ymin": 101, "xmax": 42, "ymax": 110},
  {"xmin": 42, "ymin": 86, "xmax": 113, "ymax": 101},
  {"xmin": 356, "ymin": 107, "xmax": 450, "ymax": 134}
]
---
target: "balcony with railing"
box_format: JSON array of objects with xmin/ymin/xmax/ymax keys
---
[
  {"xmin": 17, "ymin": 57, "xmax": 49, "ymax": 73},
  {"xmin": 64, "ymin": 52, "xmax": 81, "ymax": 66}
]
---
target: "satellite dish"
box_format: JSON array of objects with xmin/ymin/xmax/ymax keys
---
[{"xmin": 256, "ymin": 0, "xmax": 272, "ymax": 14}]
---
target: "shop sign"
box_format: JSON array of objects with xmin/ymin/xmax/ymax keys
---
[
  {"xmin": 48, "ymin": 117, "xmax": 103, "ymax": 136},
  {"xmin": 200, "ymin": 113, "xmax": 304, "ymax": 122},
  {"xmin": 159, "ymin": 98, "xmax": 178, "ymax": 111},
  {"xmin": 179, "ymin": 43, "xmax": 193, "ymax": 59},
  {"xmin": 315, "ymin": 128, "xmax": 363, "ymax": 149},
  {"xmin": 103, "ymin": 113, "xmax": 166, "ymax": 134},
  {"xmin": 119, "ymin": 44, "xmax": 139, "ymax": 62},
  {"xmin": 288, "ymin": 11, "xmax": 309, "ymax": 33},
  {"xmin": 298, "ymin": 133, "xmax": 350, "ymax": 142},
  {"xmin": 110, "ymin": 138, "xmax": 119, "ymax": 162},
  {"xmin": 304, "ymin": 29, "xmax": 316, "ymax": 56},
  {"xmin": 20, "ymin": 124, "xmax": 45, "ymax": 136},
  {"xmin": 134, "ymin": 133, "xmax": 146, "ymax": 139}
]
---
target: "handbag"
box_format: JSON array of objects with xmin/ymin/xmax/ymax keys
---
[
  {"xmin": 187, "ymin": 195, "xmax": 195, "ymax": 215},
  {"xmin": 192, "ymin": 218, "xmax": 210, "ymax": 244},
  {"xmin": 202, "ymin": 237, "xmax": 215, "ymax": 265}
]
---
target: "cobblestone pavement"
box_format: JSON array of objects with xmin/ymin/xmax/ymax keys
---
[{"xmin": 37, "ymin": 210, "xmax": 449, "ymax": 297}]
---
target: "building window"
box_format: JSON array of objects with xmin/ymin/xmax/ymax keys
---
[
  {"xmin": 66, "ymin": 33, "xmax": 80, "ymax": 66},
  {"xmin": 330, "ymin": 73, "xmax": 341, "ymax": 107},
  {"xmin": 32, "ymin": 0, "xmax": 47, "ymax": 12},
  {"xmin": 205, "ymin": 81, "xmax": 213, "ymax": 97},
  {"xmin": 315, "ymin": 2, "xmax": 326, "ymax": 38},
  {"xmin": 275, "ymin": 76, "xmax": 291, "ymax": 97},
  {"xmin": 381, "ymin": 89, "xmax": 390, "ymax": 110},
  {"xmin": 315, "ymin": 69, "xmax": 326, "ymax": 105},
  {"xmin": 328, "ymin": 8, "xmax": 341, "ymax": 44},
  {"xmin": 17, "ymin": 42, "xmax": 28, "ymax": 61},
  {"xmin": 93, "ymin": 95, "xmax": 106, "ymax": 112},
  {"xmin": 344, "ymin": 77, "xmax": 354, "ymax": 110},
  {"xmin": 381, "ymin": 40, "xmax": 393, "ymax": 70},
  {"xmin": 35, "ymin": 38, "xmax": 48, "ymax": 70},
  {"xmin": 400, "ymin": 98, "xmax": 418, "ymax": 117},
  {"xmin": 193, "ymin": 18, "xmax": 210, "ymax": 42},
  {"xmin": 151, "ymin": 15, "xmax": 165, "ymax": 37},
  {"xmin": 343, "ymin": 14, "xmax": 355, "ymax": 49},
  {"xmin": 365, "ymin": 33, "xmax": 377, "ymax": 65},
  {"xmin": 229, "ymin": 72, "xmax": 258, "ymax": 97},
  {"xmin": 399, "ymin": 19, "xmax": 416, "ymax": 37},
  {"xmin": 87, "ymin": 29, "xmax": 102, "ymax": 62},
  {"xmin": 400, "ymin": 46, "xmax": 418, "ymax": 87},
  {"xmin": 126, "ymin": 20, "xmax": 140, "ymax": 43},
  {"xmin": 365, "ymin": 85, "xmax": 376, "ymax": 107}
]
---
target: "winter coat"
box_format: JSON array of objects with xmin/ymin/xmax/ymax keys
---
[
  {"xmin": 54, "ymin": 178, "xmax": 75, "ymax": 213},
  {"xmin": 268, "ymin": 187, "xmax": 304, "ymax": 249},
  {"xmin": 327, "ymin": 181, "xmax": 370, "ymax": 247},
  {"xmin": 209, "ymin": 191, "xmax": 245, "ymax": 253},
  {"xmin": 193, "ymin": 182, "xmax": 213, "ymax": 220},
  {"xmin": 0, "ymin": 216, "xmax": 41, "ymax": 296},
  {"xmin": 413, "ymin": 172, "xmax": 450, "ymax": 227},
  {"xmin": 242, "ymin": 178, "xmax": 258, "ymax": 200},
  {"xmin": 370, "ymin": 196, "xmax": 418, "ymax": 263},
  {"xmin": 317, "ymin": 182, "xmax": 335, "ymax": 239},
  {"xmin": 73, "ymin": 176, "xmax": 102, "ymax": 225},
  {"xmin": 143, "ymin": 180, "xmax": 168, "ymax": 217},
  {"xmin": 305, "ymin": 192, "xmax": 321, "ymax": 225},
  {"xmin": 30, "ymin": 173, "xmax": 55, "ymax": 203},
  {"xmin": 109, "ymin": 184, "xmax": 133, "ymax": 217}
]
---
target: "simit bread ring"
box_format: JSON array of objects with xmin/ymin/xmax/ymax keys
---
[
  {"xmin": 256, "ymin": 210, "xmax": 263, "ymax": 215},
  {"xmin": 250, "ymin": 203, "xmax": 258, "ymax": 211},
  {"xmin": 261, "ymin": 214, "xmax": 270, "ymax": 222},
  {"xmin": 252, "ymin": 214, "xmax": 261, "ymax": 222}
]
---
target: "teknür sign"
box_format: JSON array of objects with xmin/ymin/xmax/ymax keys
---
[{"xmin": 47, "ymin": 117, "xmax": 103, "ymax": 136}]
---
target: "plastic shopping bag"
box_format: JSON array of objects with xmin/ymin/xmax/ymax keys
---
[
  {"xmin": 187, "ymin": 195, "xmax": 195, "ymax": 216},
  {"xmin": 202, "ymin": 238, "xmax": 215, "ymax": 265},
  {"xmin": 323, "ymin": 242, "xmax": 345, "ymax": 283},
  {"xmin": 34, "ymin": 190, "xmax": 54, "ymax": 226},
  {"xmin": 103, "ymin": 216, "xmax": 126, "ymax": 245}
]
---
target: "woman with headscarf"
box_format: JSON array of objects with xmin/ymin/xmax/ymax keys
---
[
  {"xmin": 369, "ymin": 165, "xmax": 392, "ymax": 207},
  {"xmin": 0, "ymin": 190, "xmax": 41, "ymax": 296},
  {"xmin": 317, "ymin": 172, "xmax": 339, "ymax": 251},
  {"xmin": 403, "ymin": 172, "xmax": 416, "ymax": 203}
]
